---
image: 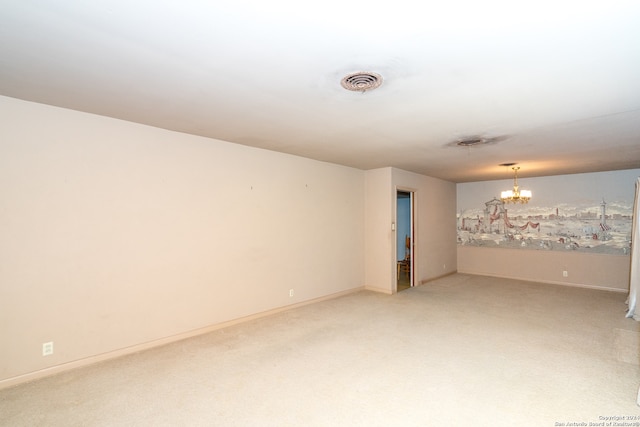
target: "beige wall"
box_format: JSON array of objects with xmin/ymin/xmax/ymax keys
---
[
  {"xmin": 0, "ymin": 96, "xmax": 460, "ymax": 387},
  {"xmin": 392, "ymin": 168, "xmax": 458, "ymax": 283},
  {"xmin": 0, "ymin": 96, "xmax": 368, "ymax": 385},
  {"xmin": 364, "ymin": 168, "xmax": 393, "ymax": 292},
  {"xmin": 458, "ymin": 246, "xmax": 631, "ymax": 292},
  {"xmin": 364, "ymin": 167, "xmax": 457, "ymax": 294},
  {"xmin": 4, "ymin": 93, "xmax": 629, "ymax": 389}
]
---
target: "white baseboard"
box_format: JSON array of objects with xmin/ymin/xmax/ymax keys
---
[
  {"xmin": 457, "ymin": 270, "xmax": 628, "ymax": 293},
  {"xmin": 0, "ymin": 286, "xmax": 365, "ymax": 391}
]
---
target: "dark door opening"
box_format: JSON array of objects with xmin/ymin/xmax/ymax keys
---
[{"xmin": 396, "ymin": 190, "xmax": 413, "ymax": 291}]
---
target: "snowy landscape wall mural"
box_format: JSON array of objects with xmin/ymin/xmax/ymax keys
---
[{"xmin": 456, "ymin": 169, "xmax": 640, "ymax": 255}]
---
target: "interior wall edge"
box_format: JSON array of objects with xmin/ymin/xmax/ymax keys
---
[
  {"xmin": 363, "ymin": 286, "xmax": 394, "ymax": 295},
  {"xmin": 418, "ymin": 271, "xmax": 457, "ymax": 286}
]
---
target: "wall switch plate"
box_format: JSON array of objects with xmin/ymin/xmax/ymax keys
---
[
  {"xmin": 42, "ymin": 341, "xmax": 53, "ymax": 356},
  {"xmin": 563, "ymin": 270, "xmax": 568, "ymax": 277},
  {"xmin": 289, "ymin": 289, "xmax": 294, "ymax": 297}
]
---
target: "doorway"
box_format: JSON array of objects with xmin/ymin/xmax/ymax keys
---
[{"xmin": 396, "ymin": 190, "xmax": 414, "ymax": 291}]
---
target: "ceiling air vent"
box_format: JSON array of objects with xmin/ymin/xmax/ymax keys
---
[
  {"xmin": 447, "ymin": 134, "xmax": 509, "ymax": 148},
  {"xmin": 341, "ymin": 72, "xmax": 383, "ymax": 92},
  {"xmin": 456, "ymin": 136, "xmax": 489, "ymax": 147}
]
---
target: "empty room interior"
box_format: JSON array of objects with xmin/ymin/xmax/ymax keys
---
[{"xmin": 2, "ymin": 2, "xmax": 640, "ymax": 425}]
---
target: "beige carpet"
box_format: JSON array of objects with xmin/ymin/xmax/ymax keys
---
[{"xmin": 2, "ymin": 274, "xmax": 640, "ymax": 426}]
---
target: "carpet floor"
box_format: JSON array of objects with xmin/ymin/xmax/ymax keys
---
[{"xmin": 2, "ymin": 273, "xmax": 640, "ymax": 426}]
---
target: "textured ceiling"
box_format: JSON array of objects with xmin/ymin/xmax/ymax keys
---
[{"xmin": 1, "ymin": 1, "xmax": 639, "ymax": 182}]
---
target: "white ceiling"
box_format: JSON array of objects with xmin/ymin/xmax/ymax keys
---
[{"xmin": 1, "ymin": 1, "xmax": 640, "ymax": 182}]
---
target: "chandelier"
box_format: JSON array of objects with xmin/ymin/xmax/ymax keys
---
[{"xmin": 500, "ymin": 166, "xmax": 532, "ymax": 204}]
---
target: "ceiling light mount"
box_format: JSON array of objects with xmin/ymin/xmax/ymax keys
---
[{"xmin": 341, "ymin": 72, "xmax": 383, "ymax": 92}]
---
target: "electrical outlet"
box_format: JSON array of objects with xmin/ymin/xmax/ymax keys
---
[
  {"xmin": 42, "ymin": 341, "xmax": 53, "ymax": 356},
  {"xmin": 563, "ymin": 270, "xmax": 568, "ymax": 277},
  {"xmin": 289, "ymin": 289, "xmax": 294, "ymax": 297}
]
